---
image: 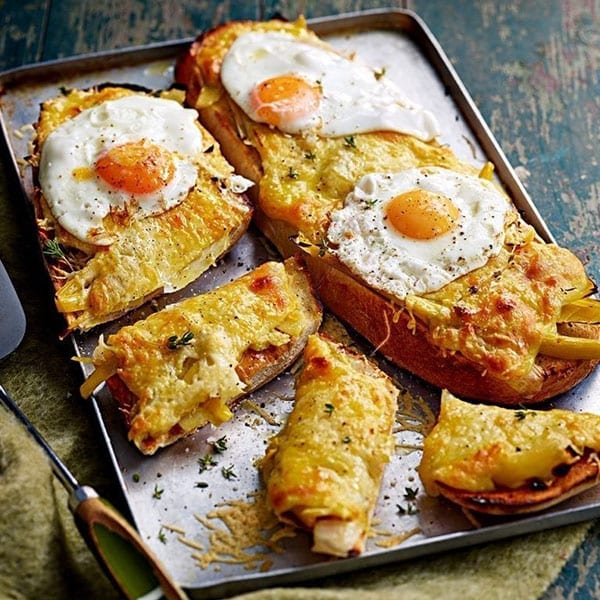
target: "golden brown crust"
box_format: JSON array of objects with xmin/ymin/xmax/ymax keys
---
[
  {"xmin": 436, "ymin": 452, "xmax": 600, "ymax": 515},
  {"xmin": 176, "ymin": 20, "xmax": 600, "ymax": 405}
]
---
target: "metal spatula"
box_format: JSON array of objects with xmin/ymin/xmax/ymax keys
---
[{"xmin": 0, "ymin": 260, "xmax": 187, "ymax": 600}]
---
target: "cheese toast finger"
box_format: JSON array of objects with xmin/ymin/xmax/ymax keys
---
[
  {"xmin": 80, "ymin": 257, "xmax": 322, "ymax": 454},
  {"xmin": 261, "ymin": 333, "xmax": 398, "ymax": 557}
]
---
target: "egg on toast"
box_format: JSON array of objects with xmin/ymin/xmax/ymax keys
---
[
  {"xmin": 175, "ymin": 17, "xmax": 600, "ymax": 405},
  {"xmin": 31, "ymin": 85, "xmax": 253, "ymax": 334}
]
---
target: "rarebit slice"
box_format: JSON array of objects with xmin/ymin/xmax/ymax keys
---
[
  {"xmin": 30, "ymin": 85, "xmax": 253, "ymax": 334},
  {"xmin": 419, "ymin": 390, "xmax": 600, "ymax": 515},
  {"xmin": 175, "ymin": 17, "xmax": 600, "ymax": 404},
  {"xmin": 261, "ymin": 333, "xmax": 398, "ymax": 557},
  {"xmin": 80, "ymin": 257, "xmax": 322, "ymax": 454}
]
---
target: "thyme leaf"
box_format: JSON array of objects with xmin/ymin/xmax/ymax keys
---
[
  {"xmin": 211, "ymin": 435, "xmax": 228, "ymax": 454},
  {"xmin": 198, "ymin": 454, "xmax": 218, "ymax": 473},
  {"xmin": 43, "ymin": 238, "xmax": 66, "ymax": 260},
  {"xmin": 221, "ymin": 465, "xmax": 237, "ymax": 480},
  {"xmin": 167, "ymin": 330, "xmax": 194, "ymax": 350},
  {"xmin": 158, "ymin": 527, "xmax": 167, "ymax": 544},
  {"xmin": 343, "ymin": 135, "xmax": 357, "ymax": 148}
]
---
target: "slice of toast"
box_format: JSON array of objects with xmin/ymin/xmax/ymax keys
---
[{"xmin": 80, "ymin": 256, "xmax": 322, "ymax": 454}]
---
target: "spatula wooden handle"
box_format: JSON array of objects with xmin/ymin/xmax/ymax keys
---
[{"xmin": 73, "ymin": 488, "xmax": 187, "ymax": 600}]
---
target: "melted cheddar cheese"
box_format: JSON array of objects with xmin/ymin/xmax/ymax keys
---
[
  {"xmin": 33, "ymin": 86, "xmax": 252, "ymax": 332},
  {"xmin": 261, "ymin": 333, "xmax": 398, "ymax": 557},
  {"xmin": 82, "ymin": 258, "xmax": 321, "ymax": 454},
  {"xmin": 419, "ymin": 390, "xmax": 600, "ymax": 495},
  {"xmin": 407, "ymin": 231, "xmax": 595, "ymax": 395},
  {"xmin": 183, "ymin": 17, "xmax": 599, "ymax": 396}
]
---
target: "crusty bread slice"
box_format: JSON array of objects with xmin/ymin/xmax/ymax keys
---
[
  {"xmin": 419, "ymin": 391, "xmax": 600, "ymax": 515},
  {"xmin": 436, "ymin": 455, "xmax": 600, "ymax": 516},
  {"xmin": 31, "ymin": 85, "xmax": 253, "ymax": 334},
  {"xmin": 80, "ymin": 257, "xmax": 322, "ymax": 454},
  {"xmin": 175, "ymin": 18, "xmax": 600, "ymax": 405}
]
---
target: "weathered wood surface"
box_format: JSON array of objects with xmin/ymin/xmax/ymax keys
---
[{"xmin": 0, "ymin": 0, "xmax": 598, "ymax": 596}]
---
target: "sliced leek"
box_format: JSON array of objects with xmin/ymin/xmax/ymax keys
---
[
  {"xmin": 80, "ymin": 363, "xmax": 117, "ymax": 399},
  {"xmin": 558, "ymin": 298, "xmax": 600, "ymax": 324},
  {"xmin": 405, "ymin": 295, "xmax": 451, "ymax": 324},
  {"xmin": 540, "ymin": 333, "xmax": 600, "ymax": 360}
]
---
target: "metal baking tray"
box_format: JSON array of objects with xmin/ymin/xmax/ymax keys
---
[{"xmin": 1, "ymin": 8, "xmax": 599, "ymax": 599}]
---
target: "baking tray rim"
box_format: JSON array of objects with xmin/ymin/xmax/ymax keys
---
[{"xmin": 0, "ymin": 7, "xmax": 595, "ymax": 598}]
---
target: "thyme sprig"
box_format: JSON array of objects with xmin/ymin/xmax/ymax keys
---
[{"xmin": 167, "ymin": 330, "xmax": 194, "ymax": 350}]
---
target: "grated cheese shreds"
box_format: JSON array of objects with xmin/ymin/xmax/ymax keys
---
[
  {"xmin": 161, "ymin": 523, "xmax": 186, "ymax": 534},
  {"xmin": 374, "ymin": 527, "xmax": 421, "ymax": 549},
  {"xmin": 177, "ymin": 535, "xmax": 205, "ymax": 551},
  {"xmin": 395, "ymin": 390, "xmax": 437, "ymax": 438},
  {"xmin": 241, "ymin": 399, "xmax": 280, "ymax": 426},
  {"xmin": 189, "ymin": 492, "xmax": 296, "ymax": 571}
]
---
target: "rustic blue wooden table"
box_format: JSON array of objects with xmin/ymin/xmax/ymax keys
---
[{"xmin": 0, "ymin": 1, "xmax": 598, "ymax": 598}]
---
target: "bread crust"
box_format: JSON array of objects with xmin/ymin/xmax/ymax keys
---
[
  {"xmin": 436, "ymin": 452, "xmax": 600, "ymax": 515},
  {"xmin": 175, "ymin": 20, "xmax": 600, "ymax": 405}
]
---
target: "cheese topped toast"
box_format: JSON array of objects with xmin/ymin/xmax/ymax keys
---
[
  {"xmin": 261, "ymin": 332, "xmax": 398, "ymax": 557},
  {"xmin": 80, "ymin": 257, "xmax": 322, "ymax": 454},
  {"xmin": 175, "ymin": 17, "xmax": 600, "ymax": 404},
  {"xmin": 31, "ymin": 85, "xmax": 253, "ymax": 334},
  {"xmin": 419, "ymin": 390, "xmax": 600, "ymax": 515}
]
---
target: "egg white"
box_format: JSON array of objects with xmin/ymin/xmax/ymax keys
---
[
  {"xmin": 39, "ymin": 95, "xmax": 204, "ymax": 246},
  {"xmin": 221, "ymin": 31, "xmax": 440, "ymax": 141},
  {"xmin": 327, "ymin": 167, "xmax": 512, "ymax": 299}
]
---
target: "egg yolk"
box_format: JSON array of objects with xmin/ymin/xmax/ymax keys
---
[
  {"xmin": 95, "ymin": 141, "xmax": 175, "ymax": 195},
  {"xmin": 385, "ymin": 189, "xmax": 460, "ymax": 240},
  {"xmin": 250, "ymin": 75, "xmax": 321, "ymax": 127}
]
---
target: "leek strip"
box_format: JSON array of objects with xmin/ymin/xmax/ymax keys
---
[
  {"xmin": 80, "ymin": 364, "xmax": 117, "ymax": 398},
  {"xmin": 558, "ymin": 298, "xmax": 600, "ymax": 324},
  {"xmin": 56, "ymin": 282, "xmax": 88, "ymax": 312},
  {"xmin": 405, "ymin": 296, "xmax": 451, "ymax": 324},
  {"xmin": 539, "ymin": 333, "xmax": 600, "ymax": 360}
]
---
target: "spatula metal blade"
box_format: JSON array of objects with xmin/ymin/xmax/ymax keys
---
[{"xmin": 0, "ymin": 260, "xmax": 26, "ymax": 360}]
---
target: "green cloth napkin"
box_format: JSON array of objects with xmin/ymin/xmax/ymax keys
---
[{"xmin": 0, "ymin": 160, "xmax": 591, "ymax": 600}]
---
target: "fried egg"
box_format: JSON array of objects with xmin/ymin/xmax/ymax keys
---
[
  {"xmin": 38, "ymin": 95, "xmax": 204, "ymax": 246},
  {"xmin": 220, "ymin": 31, "xmax": 440, "ymax": 141},
  {"xmin": 327, "ymin": 167, "xmax": 512, "ymax": 299}
]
